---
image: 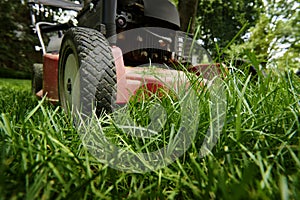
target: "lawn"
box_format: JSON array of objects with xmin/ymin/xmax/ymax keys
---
[{"xmin": 0, "ymin": 69, "xmax": 299, "ymax": 199}]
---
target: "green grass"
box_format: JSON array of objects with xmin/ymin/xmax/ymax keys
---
[{"xmin": 0, "ymin": 67, "xmax": 300, "ymax": 199}]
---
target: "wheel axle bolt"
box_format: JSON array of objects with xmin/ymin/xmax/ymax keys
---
[{"xmin": 67, "ymin": 79, "xmax": 72, "ymax": 94}]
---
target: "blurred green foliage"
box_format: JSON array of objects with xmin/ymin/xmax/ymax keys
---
[{"xmin": 0, "ymin": 0, "xmax": 41, "ymax": 78}]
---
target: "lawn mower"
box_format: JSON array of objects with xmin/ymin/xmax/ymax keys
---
[{"xmin": 29, "ymin": 0, "xmax": 223, "ymax": 116}]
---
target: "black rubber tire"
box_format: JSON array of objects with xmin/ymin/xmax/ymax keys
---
[
  {"xmin": 31, "ymin": 63, "xmax": 43, "ymax": 95},
  {"xmin": 232, "ymin": 59, "xmax": 257, "ymax": 76},
  {"xmin": 58, "ymin": 27, "xmax": 116, "ymax": 117},
  {"xmin": 296, "ymin": 69, "xmax": 300, "ymax": 77},
  {"xmin": 225, "ymin": 59, "xmax": 260, "ymax": 80}
]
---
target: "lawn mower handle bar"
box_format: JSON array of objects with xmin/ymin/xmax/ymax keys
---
[
  {"xmin": 35, "ymin": 22, "xmax": 72, "ymax": 55},
  {"xmin": 39, "ymin": 22, "xmax": 72, "ymax": 33}
]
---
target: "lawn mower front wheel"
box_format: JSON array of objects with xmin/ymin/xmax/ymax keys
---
[{"xmin": 58, "ymin": 27, "xmax": 116, "ymax": 117}]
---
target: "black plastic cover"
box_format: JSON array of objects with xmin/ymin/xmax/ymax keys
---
[{"xmin": 143, "ymin": 0, "xmax": 180, "ymax": 28}]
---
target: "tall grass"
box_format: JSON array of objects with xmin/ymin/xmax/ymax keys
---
[{"xmin": 0, "ymin": 66, "xmax": 299, "ymax": 199}]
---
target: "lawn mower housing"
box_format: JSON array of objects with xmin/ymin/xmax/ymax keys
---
[{"xmin": 29, "ymin": 0, "xmax": 216, "ymax": 113}]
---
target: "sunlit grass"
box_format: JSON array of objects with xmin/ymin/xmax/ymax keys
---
[{"xmin": 0, "ymin": 66, "xmax": 299, "ymax": 199}]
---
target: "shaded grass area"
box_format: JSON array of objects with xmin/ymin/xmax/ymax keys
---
[
  {"xmin": 0, "ymin": 70, "xmax": 299, "ymax": 199},
  {"xmin": 0, "ymin": 67, "xmax": 31, "ymax": 79}
]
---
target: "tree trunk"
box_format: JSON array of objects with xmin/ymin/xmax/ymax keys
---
[{"xmin": 178, "ymin": 0, "xmax": 199, "ymax": 33}]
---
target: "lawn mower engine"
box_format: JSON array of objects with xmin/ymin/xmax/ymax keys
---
[{"xmin": 78, "ymin": 0, "xmax": 186, "ymax": 67}]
